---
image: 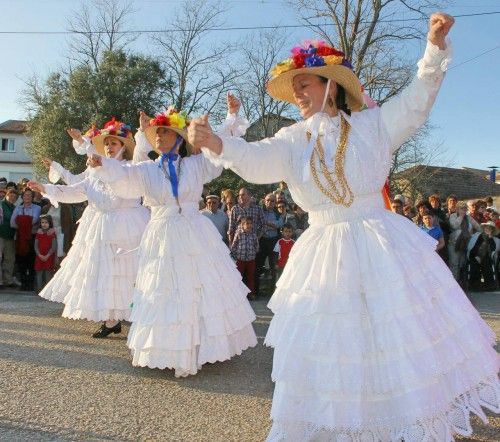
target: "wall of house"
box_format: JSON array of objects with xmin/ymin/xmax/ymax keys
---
[{"xmin": 0, "ymin": 132, "xmax": 33, "ymax": 181}]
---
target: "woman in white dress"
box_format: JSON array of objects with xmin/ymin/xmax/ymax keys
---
[
  {"xmin": 189, "ymin": 13, "xmax": 499, "ymax": 442},
  {"xmin": 87, "ymin": 102, "xmax": 257, "ymax": 377},
  {"xmin": 29, "ymin": 119, "xmax": 150, "ymax": 338}
]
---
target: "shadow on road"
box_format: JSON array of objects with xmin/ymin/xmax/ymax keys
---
[{"xmin": 0, "ymin": 292, "xmax": 275, "ymax": 400}]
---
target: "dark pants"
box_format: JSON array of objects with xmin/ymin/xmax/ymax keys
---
[
  {"xmin": 469, "ymin": 256, "xmax": 496, "ymax": 290},
  {"xmin": 36, "ymin": 269, "xmax": 54, "ymax": 292},
  {"xmin": 17, "ymin": 243, "xmax": 35, "ymax": 291},
  {"xmin": 469, "ymin": 235, "xmax": 497, "ymax": 290},
  {"xmin": 236, "ymin": 259, "xmax": 256, "ymax": 295},
  {"xmin": 255, "ymin": 236, "xmax": 278, "ymax": 296}
]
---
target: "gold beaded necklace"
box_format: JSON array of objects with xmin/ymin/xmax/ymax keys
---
[{"xmin": 307, "ymin": 114, "xmax": 354, "ymax": 207}]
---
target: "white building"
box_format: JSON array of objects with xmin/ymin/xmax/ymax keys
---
[{"xmin": 0, "ymin": 120, "xmax": 33, "ymax": 182}]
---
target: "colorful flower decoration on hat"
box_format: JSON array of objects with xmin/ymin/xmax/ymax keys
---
[
  {"xmin": 84, "ymin": 118, "xmax": 132, "ymax": 140},
  {"xmin": 271, "ymin": 40, "xmax": 352, "ymax": 79},
  {"xmin": 84, "ymin": 124, "xmax": 101, "ymax": 139},
  {"xmin": 149, "ymin": 107, "xmax": 189, "ymax": 130},
  {"xmin": 100, "ymin": 117, "xmax": 132, "ymax": 138}
]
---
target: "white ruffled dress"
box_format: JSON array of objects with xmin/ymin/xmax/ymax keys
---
[
  {"xmin": 39, "ymin": 162, "xmax": 150, "ymax": 322},
  {"xmin": 92, "ymin": 132, "xmax": 257, "ymax": 377},
  {"xmin": 203, "ymin": 41, "xmax": 500, "ymax": 441}
]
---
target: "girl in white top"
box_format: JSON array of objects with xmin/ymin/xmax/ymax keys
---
[{"xmin": 189, "ymin": 13, "xmax": 499, "ymax": 442}]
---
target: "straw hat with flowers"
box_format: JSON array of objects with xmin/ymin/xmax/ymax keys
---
[
  {"xmin": 86, "ymin": 118, "xmax": 135, "ymax": 158},
  {"xmin": 144, "ymin": 107, "xmax": 191, "ymax": 154},
  {"xmin": 267, "ymin": 40, "xmax": 364, "ymax": 112}
]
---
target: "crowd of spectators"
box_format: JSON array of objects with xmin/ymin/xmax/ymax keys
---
[
  {"xmin": 391, "ymin": 193, "xmax": 500, "ymax": 291},
  {"xmin": 0, "ymin": 177, "xmax": 84, "ymax": 292},
  {"xmin": 198, "ymin": 182, "xmax": 305, "ymax": 299},
  {"xmin": 3, "ymin": 172, "xmax": 497, "ymax": 297},
  {"xmin": 199, "ymin": 183, "xmax": 499, "ymax": 297}
]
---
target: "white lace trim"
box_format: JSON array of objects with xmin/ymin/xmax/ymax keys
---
[{"xmin": 267, "ymin": 376, "xmax": 499, "ymax": 442}]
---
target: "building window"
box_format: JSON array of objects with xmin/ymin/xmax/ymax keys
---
[{"xmin": 1, "ymin": 138, "xmax": 15, "ymax": 152}]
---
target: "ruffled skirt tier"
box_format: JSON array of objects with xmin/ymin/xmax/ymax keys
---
[
  {"xmin": 39, "ymin": 206, "xmax": 149, "ymax": 322},
  {"xmin": 265, "ymin": 210, "xmax": 499, "ymax": 441},
  {"xmin": 127, "ymin": 207, "xmax": 257, "ymax": 377}
]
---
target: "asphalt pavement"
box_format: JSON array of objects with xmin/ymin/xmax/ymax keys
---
[{"xmin": 0, "ymin": 290, "xmax": 498, "ymax": 441}]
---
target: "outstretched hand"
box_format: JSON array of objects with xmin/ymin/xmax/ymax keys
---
[
  {"xmin": 188, "ymin": 114, "xmax": 223, "ymax": 155},
  {"xmin": 67, "ymin": 128, "xmax": 83, "ymax": 143},
  {"xmin": 139, "ymin": 110, "xmax": 151, "ymax": 132},
  {"xmin": 86, "ymin": 154, "xmax": 103, "ymax": 168},
  {"xmin": 227, "ymin": 92, "xmax": 241, "ymax": 115},
  {"xmin": 28, "ymin": 181, "xmax": 45, "ymax": 194},
  {"xmin": 41, "ymin": 158, "xmax": 52, "ymax": 170},
  {"xmin": 428, "ymin": 12, "xmax": 454, "ymax": 50}
]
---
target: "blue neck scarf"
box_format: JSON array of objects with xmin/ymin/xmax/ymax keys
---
[{"xmin": 159, "ymin": 135, "xmax": 183, "ymax": 198}]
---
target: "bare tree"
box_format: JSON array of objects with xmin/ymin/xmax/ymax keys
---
[
  {"xmin": 67, "ymin": 0, "xmax": 136, "ymax": 70},
  {"xmin": 289, "ymin": 0, "xmax": 445, "ymax": 103},
  {"xmin": 389, "ymin": 122, "xmax": 450, "ymax": 198},
  {"xmin": 236, "ymin": 31, "xmax": 295, "ymax": 140},
  {"xmin": 151, "ymin": 0, "xmax": 239, "ymax": 116},
  {"xmin": 288, "ymin": 0, "xmax": 448, "ymax": 195}
]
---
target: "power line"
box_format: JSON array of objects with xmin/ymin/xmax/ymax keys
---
[
  {"xmin": 0, "ymin": 10, "xmax": 498, "ymax": 35},
  {"xmin": 448, "ymin": 44, "xmax": 500, "ymax": 70}
]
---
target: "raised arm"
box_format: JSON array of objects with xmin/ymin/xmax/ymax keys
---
[
  {"xmin": 28, "ymin": 180, "xmax": 88, "ymax": 208},
  {"xmin": 132, "ymin": 111, "xmax": 155, "ymax": 163},
  {"xmin": 217, "ymin": 93, "xmax": 250, "ymax": 137},
  {"xmin": 381, "ymin": 12, "xmax": 454, "ymax": 153},
  {"xmin": 44, "ymin": 159, "xmax": 87, "ymax": 185},
  {"xmin": 132, "ymin": 130, "xmax": 154, "ymax": 163},
  {"xmin": 67, "ymin": 128, "xmax": 97, "ymax": 156}
]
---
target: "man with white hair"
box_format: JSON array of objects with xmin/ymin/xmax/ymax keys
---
[{"xmin": 200, "ymin": 194, "xmax": 229, "ymax": 243}]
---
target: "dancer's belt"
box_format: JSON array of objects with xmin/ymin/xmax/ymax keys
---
[
  {"xmin": 150, "ymin": 202, "xmax": 199, "ymax": 220},
  {"xmin": 308, "ymin": 192, "xmax": 385, "ymax": 225}
]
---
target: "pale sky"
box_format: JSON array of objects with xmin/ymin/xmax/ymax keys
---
[{"xmin": 0, "ymin": 0, "xmax": 499, "ymax": 170}]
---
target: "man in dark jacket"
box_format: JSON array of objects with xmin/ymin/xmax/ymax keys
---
[{"xmin": 0, "ymin": 188, "xmax": 18, "ymax": 288}]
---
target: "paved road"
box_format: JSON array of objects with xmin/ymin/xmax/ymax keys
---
[{"xmin": 0, "ymin": 290, "xmax": 498, "ymax": 441}]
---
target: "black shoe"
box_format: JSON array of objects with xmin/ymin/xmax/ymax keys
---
[{"xmin": 92, "ymin": 322, "xmax": 122, "ymax": 338}]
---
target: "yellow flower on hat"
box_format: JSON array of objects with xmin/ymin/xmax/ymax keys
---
[
  {"xmin": 323, "ymin": 55, "xmax": 344, "ymax": 66},
  {"xmin": 169, "ymin": 112, "xmax": 187, "ymax": 129},
  {"xmin": 271, "ymin": 58, "xmax": 296, "ymax": 78}
]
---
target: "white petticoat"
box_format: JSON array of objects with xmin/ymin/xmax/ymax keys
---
[
  {"xmin": 39, "ymin": 205, "xmax": 149, "ymax": 322},
  {"xmin": 265, "ymin": 206, "xmax": 499, "ymax": 441},
  {"xmin": 126, "ymin": 204, "xmax": 257, "ymax": 377}
]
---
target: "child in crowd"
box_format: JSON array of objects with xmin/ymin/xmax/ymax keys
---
[
  {"xmin": 274, "ymin": 223, "xmax": 295, "ymax": 280},
  {"xmin": 34, "ymin": 214, "xmax": 57, "ymax": 292},
  {"xmin": 231, "ymin": 217, "xmax": 259, "ymax": 300},
  {"xmin": 420, "ymin": 213, "xmax": 445, "ymax": 253}
]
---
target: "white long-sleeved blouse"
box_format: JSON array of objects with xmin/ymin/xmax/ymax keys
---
[
  {"xmin": 88, "ymin": 114, "xmax": 248, "ymax": 209},
  {"xmin": 91, "ymin": 153, "xmax": 222, "ymax": 211},
  {"xmin": 203, "ymin": 41, "xmax": 452, "ymax": 219}
]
